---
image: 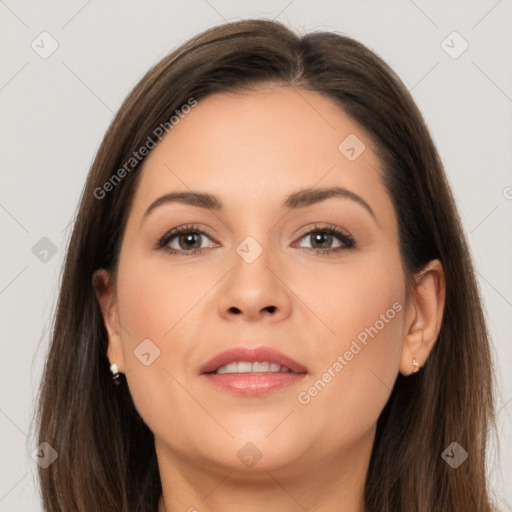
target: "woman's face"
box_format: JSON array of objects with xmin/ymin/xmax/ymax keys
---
[{"xmin": 100, "ymin": 86, "xmax": 413, "ymax": 477}]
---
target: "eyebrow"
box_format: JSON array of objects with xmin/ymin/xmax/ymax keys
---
[{"xmin": 141, "ymin": 185, "xmax": 376, "ymax": 222}]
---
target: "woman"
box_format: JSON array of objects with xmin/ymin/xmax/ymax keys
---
[{"xmin": 34, "ymin": 18, "xmax": 499, "ymax": 511}]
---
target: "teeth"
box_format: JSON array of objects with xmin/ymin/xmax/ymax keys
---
[
  {"xmin": 237, "ymin": 362, "xmax": 252, "ymax": 373},
  {"xmin": 214, "ymin": 361, "xmax": 292, "ymax": 374},
  {"xmin": 216, "ymin": 362, "xmax": 238, "ymax": 374},
  {"xmin": 252, "ymin": 362, "xmax": 269, "ymax": 372}
]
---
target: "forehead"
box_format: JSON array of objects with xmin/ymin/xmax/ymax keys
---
[{"xmin": 128, "ymin": 86, "xmax": 392, "ymax": 221}]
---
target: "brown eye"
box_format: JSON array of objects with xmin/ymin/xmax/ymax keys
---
[
  {"xmin": 295, "ymin": 225, "xmax": 356, "ymax": 254},
  {"xmin": 174, "ymin": 232, "xmax": 204, "ymax": 251},
  {"xmin": 307, "ymin": 232, "xmax": 338, "ymax": 250},
  {"xmin": 156, "ymin": 224, "xmax": 217, "ymax": 255}
]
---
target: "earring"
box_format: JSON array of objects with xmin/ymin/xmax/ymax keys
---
[
  {"xmin": 412, "ymin": 357, "xmax": 420, "ymax": 374},
  {"xmin": 110, "ymin": 362, "xmax": 122, "ymax": 385}
]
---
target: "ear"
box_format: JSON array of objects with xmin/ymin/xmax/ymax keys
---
[
  {"xmin": 92, "ymin": 268, "xmax": 125, "ymax": 372},
  {"xmin": 399, "ymin": 259, "xmax": 446, "ymax": 376}
]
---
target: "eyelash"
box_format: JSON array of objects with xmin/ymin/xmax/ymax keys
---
[{"xmin": 155, "ymin": 223, "xmax": 356, "ymax": 256}]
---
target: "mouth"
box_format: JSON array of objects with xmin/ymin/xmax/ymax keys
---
[
  {"xmin": 210, "ymin": 361, "xmax": 296, "ymax": 374},
  {"xmin": 200, "ymin": 346, "xmax": 307, "ymax": 395}
]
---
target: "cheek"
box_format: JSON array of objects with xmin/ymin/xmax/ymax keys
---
[
  {"xmin": 293, "ymin": 249, "xmax": 405, "ymax": 356},
  {"xmin": 116, "ymin": 255, "xmax": 214, "ymax": 343},
  {"xmin": 292, "ymin": 254, "xmax": 405, "ymax": 442},
  {"xmin": 113, "ymin": 256, "xmax": 209, "ymax": 426}
]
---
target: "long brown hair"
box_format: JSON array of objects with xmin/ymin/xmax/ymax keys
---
[{"xmin": 33, "ymin": 18, "xmax": 499, "ymax": 511}]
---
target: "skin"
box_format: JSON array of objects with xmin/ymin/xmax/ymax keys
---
[{"xmin": 94, "ymin": 86, "xmax": 445, "ymax": 512}]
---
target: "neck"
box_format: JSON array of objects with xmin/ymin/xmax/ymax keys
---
[{"xmin": 156, "ymin": 427, "xmax": 374, "ymax": 512}]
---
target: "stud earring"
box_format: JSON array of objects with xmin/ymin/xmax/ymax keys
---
[
  {"xmin": 110, "ymin": 362, "xmax": 122, "ymax": 385},
  {"xmin": 412, "ymin": 357, "xmax": 420, "ymax": 374}
]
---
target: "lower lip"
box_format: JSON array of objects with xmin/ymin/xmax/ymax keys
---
[{"xmin": 202, "ymin": 372, "xmax": 307, "ymax": 395}]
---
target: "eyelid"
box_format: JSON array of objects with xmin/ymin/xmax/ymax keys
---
[
  {"xmin": 154, "ymin": 223, "xmax": 218, "ymax": 251},
  {"xmin": 294, "ymin": 222, "xmax": 353, "ymax": 240},
  {"xmin": 155, "ymin": 222, "xmax": 356, "ymax": 255},
  {"xmin": 292, "ymin": 223, "xmax": 356, "ymax": 251}
]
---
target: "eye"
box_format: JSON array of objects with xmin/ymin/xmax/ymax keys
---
[
  {"xmin": 155, "ymin": 224, "xmax": 217, "ymax": 255},
  {"xmin": 155, "ymin": 223, "xmax": 356, "ymax": 256},
  {"xmin": 294, "ymin": 224, "xmax": 356, "ymax": 255}
]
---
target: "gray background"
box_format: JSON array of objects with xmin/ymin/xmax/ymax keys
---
[{"xmin": 1, "ymin": 1, "xmax": 511, "ymax": 510}]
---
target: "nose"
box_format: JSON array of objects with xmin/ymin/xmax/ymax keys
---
[{"xmin": 217, "ymin": 245, "xmax": 292, "ymax": 323}]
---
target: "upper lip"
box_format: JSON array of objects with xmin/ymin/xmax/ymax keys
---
[{"xmin": 200, "ymin": 346, "xmax": 308, "ymax": 374}]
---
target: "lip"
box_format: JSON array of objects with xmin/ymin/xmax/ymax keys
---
[
  {"xmin": 200, "ymin": 346, "xmax": 308, "ymax": 395},
  {"xmin": 200, "ymin": 346, "xmax": 307, "ymax": 375}
]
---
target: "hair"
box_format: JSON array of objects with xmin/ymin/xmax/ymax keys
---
[{"xmin": 33, "ymin": 18, "xmax": 499, "ymax": 512}]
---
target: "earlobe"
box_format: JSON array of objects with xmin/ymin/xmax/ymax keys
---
[
  {"xmin": 92, "ymin": 269, "xmax": 125, "ymax": 372},
  {"xmin": 399, "ymin": 259, "xmax": 446, "ymax": 376}
]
